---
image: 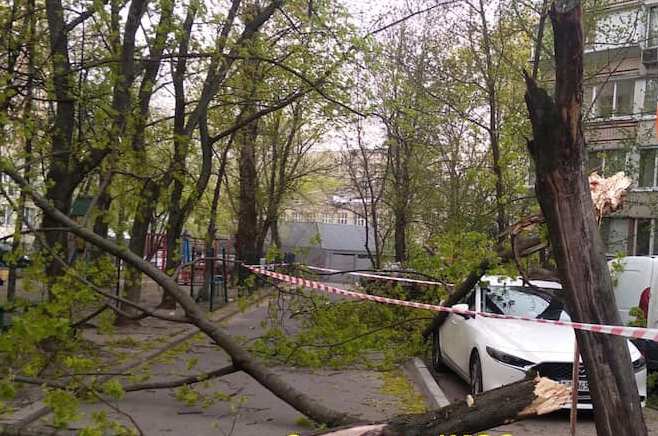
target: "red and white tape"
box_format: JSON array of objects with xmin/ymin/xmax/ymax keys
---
[
  {"xmin": 247, "ymin": 266, "xmax": 658, "ymax": 343},
  {"xmin": 301, "ymin": 265, "xmax": 449, "ymax": 287}
]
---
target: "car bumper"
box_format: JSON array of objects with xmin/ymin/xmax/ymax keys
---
[{"xmin": 481, "ymin": 352, "xmax": 647, "ymax": 409}]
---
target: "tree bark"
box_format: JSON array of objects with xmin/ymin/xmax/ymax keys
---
[
  {"xmin": 236, "ymin": 108, "xmax": 261, "ymax": 277},
  {"xmin": 524, "ymin": 2, "xmax": 646, "ymax": 435},
  {"xmin": 316, "ymin": 376, "xmax": 569, "ymax": 436}
]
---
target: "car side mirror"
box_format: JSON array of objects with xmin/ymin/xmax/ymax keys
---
[{"xmin": 451, "ymin": 303, "xmax": 472, "ymax": 319}]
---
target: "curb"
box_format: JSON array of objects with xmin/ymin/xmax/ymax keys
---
[
  {"xmin": 403, "ymin": 357, "xmax": 450, "ymax": 409},
  {"xmin": 0, "ymin": 290, "xmax": 271, "ymax": 434}
]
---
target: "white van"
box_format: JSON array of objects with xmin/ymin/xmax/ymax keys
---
[
  {"xmin": 609, "ymin": 256, "xmax": 658, "ymax": 370},
  {"xmin": 610, "ymin": 256, "xmax": 658, "ymax": 328}
]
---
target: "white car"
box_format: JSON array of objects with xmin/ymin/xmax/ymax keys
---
[{"xmin": 431, "ymin": 275, "xmax": 647, "ymax": 409}]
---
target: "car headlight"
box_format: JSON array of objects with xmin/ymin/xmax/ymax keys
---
[
  {"xmin": 486, "ymin": 346, "xmax": 534, "ymax": 368},
  {"xmin": 633, "ymin": 356, "xmax": 646, "ymax": 372}
]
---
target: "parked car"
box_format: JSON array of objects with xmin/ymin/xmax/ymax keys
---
[
  {"xmin": 609, "ymin": 256, "xmax": 658, "ymax": 371},
  {"xmin": 431, "ymin": 275, "xmax": 647, "ymax": 408}
]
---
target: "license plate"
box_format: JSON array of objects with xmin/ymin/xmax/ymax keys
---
[{"xmin": 559, "ymin": 379, "xmax": 589, "ymax": 392}]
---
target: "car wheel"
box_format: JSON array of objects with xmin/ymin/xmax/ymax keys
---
[
  {"xmin": 431, "ymin": 331, "xmax": 446, "ymax": 372},
  {"xmin": 470, "ymin": 351, "xmax": 483, "ymax": 395}
]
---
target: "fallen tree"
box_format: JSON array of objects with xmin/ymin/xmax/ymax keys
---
[
  {"xmin": 2, "ymin": 159, "xmax": 574, "ymax": 435},
  {"xmin": 315, "ymin": 376, "xmax": 570, "ymax": 436},
  {"xmin": 523, "ymin": 1, "xmax": 646, "ymax": 435}
]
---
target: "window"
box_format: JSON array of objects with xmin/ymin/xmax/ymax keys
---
[
  {"xmin": 636, "ymin": 219, "xmax": 652, "ymax": 255},
  {"xmin": 649, "ymin": 6, "xmax": 658, "ymax": 48},
  {"xmin": 626, "ymin": 218, "xmax": 658, "ymax": 256},
  {"xmin": 338, "ymin": 212, "xmax": 348, "ymax": 224},
  {"xmin": 600, "ymin": 217, "xmax": 630, "ymax": 255},
  {"xmin": 593, "ymin": 80, "xmax": 634, "ymax": 117},
  {"xmin": 1, "ymin": 205, "xmax": 13, "ymax": 226},
  {"xmin": 23, "ymin": 207, "xmax": 36, "ymax": 226},
  {"xmin": 587, "ymin": 149, "xmax": 629, "ymax": 176},
  {"xmin": 639, "ymin": 149, "xmax": 658, "ymax": 187},
  {"xmin": 354, "ymin": 215, "xmax": 366, "ymax": 226},
  {"xmin": 644, "ymin": 79, "xmax": 658, "ymax": 113}
]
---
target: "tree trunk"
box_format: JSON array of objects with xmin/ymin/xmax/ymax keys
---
[
  {"xmin": 317, "ymin": 376, "xmax": 569, "ymax": 436},
  {"xmin": 524, "ymin": 2, "xmax": 646, "ymax": 435},
  {"xmin": 236, "ymin": 115, "xmax": 260, "ymax": 279},
  {"xmin": 393, "ymin": 210, "xmax": 407, "ymax": 264},
  {"xmin": 116, "ymin": 180, "xmax": 159, "ymax": 323},
  {"xmin": 199, "ymin": 138, "xmax": 232, "ymax": 301}
]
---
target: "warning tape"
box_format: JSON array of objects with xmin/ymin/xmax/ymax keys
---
[
  {"xmin": 247, "ymin": 266, "xmax": 658, "ymax": 343},
  {"xmin": 301, "ymin": 265, "xmax": 449, "ymax": 287}
]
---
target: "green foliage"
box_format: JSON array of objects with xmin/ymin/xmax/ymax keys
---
[
  {"xmin": 380, "ymin": 370, "xmax": 427, "ymax": 414},
  {"xmin": 79, "ymin": 411, "xmax": 136, "ymax": 436},
  {"xmin": 251, "ymin": 291, "xmax": 428, "ymax": 369},
  {"xmin": 175, "ymin": 385, "xmax": 200, "ymax": 406},
  {"xmin": 408, "ymin": 231, "xmax": 501, "ymax": 285},
  {"xmin": 100, "ymin": 379, "xmax": 125, "ymax": 400},
  {"xmin": 628, "ymin": 307, "xmax": 647, "ymax": 328},
  {"xmin": 43, "ymin": 388, "xmax": 80, "ymax": 428}
]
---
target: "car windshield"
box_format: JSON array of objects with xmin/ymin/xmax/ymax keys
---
[{"xmin": 481, "ymin": 286, "xmax": 569, "ymax": 321}]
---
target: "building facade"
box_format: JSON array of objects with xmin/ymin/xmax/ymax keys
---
[{"xmin": 583, "ymin": 0, "xmax": 658, "ymax": 255}]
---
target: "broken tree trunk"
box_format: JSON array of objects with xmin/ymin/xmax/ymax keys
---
[
  {"xmin": 524, "ymin": 1, "xmax": 646, "ymax": 435},
  {"xmin": 422, "ymin": 235, "xmax": 543, "ymax": 340},
  {"xmin": 316, "ymin": 376, "xmax": 569, "ymax": 436},
  {"xmin": 0, "ymin": 163, "xmax": 357, "ymax": 428}
]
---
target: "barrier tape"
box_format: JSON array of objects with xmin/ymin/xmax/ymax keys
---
[
  {"xmin": 301, "ymin": 264, "xmax": 449, "ymax": 287},
  {"xmin": 247, "ymin": 266, "xmax": 658, "ymax": 343}
]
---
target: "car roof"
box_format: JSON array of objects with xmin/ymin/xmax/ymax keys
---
[{"xmin": 480, "ymin": 275, "xmax": 563, "ymax": 290}]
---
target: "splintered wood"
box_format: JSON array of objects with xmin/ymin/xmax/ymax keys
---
[{"xmin": 520, "ymin": 376, "xmax": 571, "ymax": 417}]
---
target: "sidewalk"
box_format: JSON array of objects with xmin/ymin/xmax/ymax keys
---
[
  {"xmin": 0, "ymin": 278, "xmax": 259, "ymax": 433},
  {"xmin": 4, "ymin": 286, "xmax": 428, "ymax": 435}
]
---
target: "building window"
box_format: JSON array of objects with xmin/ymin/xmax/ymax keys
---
[
  {"xmin": 636, "ymin": 219, "xmax": 652, "ymax": 255},
  {"xmin": 644, "ymin": 79, "xmax": 658, "ymax": 114},
  {"xmin": 593, "ymin": 80, "xmax": 634, "ymax": 117},
  {"xmin": 587, "ymin": 149, "xmax": 628, "ymax": 176},
  {"xmin": 649, "ymin": 6, "xmax": 658, "ymax": 48},
  {"xmin": 601, "ymin": 217, "xmax": 630, "ymax": 255},
  {"xmin": 0, "ymin": 205, "xmax": 13, "ymax": 226},
  {"xmin": 639, "ymin": 149, "xmax": 658, "ymax": 187},
  {"xmin": 338, "ymin": 212, "xmax": 348, "ymax": 224},
  {"xmin": 354, "ymin": 215, "xmax": 366, "ymax": 226},
  {"xmin": 23, "ymin": 207, "xmax": 36, "ymax": 227}
]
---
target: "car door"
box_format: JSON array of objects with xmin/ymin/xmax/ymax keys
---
[{"xmin": 440, "ymin": 288, "xmax": 478, "ymax": 378}]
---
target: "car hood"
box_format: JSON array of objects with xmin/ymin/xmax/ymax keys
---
[{"xmin": 476, "ymin": 317, "xmax": 641, "ymax": 361}]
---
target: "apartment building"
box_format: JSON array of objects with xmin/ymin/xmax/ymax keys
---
[
  {"xmin": 582, "ymin": 0, "xmax": 658, "ymax": 255},
  {"xmin": 283, "ymin": 192, "xmax": 367, "ymax": 227}
]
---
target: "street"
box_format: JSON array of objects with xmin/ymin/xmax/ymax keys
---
[{"xmin": 59, "ymin": 299, "xmax": 419, "ymax": 435}]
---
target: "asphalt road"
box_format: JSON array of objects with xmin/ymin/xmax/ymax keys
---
[
  {"xmin": 428, "ymin": 360, "xmax": 658, "ymax": 435},
  {"xmin": 62, "ymin": 299, "xmax": 414, "ymax": 435}
]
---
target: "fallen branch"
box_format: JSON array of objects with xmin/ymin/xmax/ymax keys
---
[
  {"xmin": 422, "ymin": 235, "xmax": 543, "ymax": 340},
  {"xmin": 122, "ymin": 364, "xmax": 238, "ymax": 392},
  {"xmin": 14, "ymin": 364, "xmax": 239, "ymax": 393}
]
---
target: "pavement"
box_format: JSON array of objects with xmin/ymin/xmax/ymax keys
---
[
  {"xmin": 428, "ymin": 360, "xmax": 658, "ymax": 435},
  {"xmin": 2, "ymin": 285, "xmax": 427, "ymax": 436}
]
